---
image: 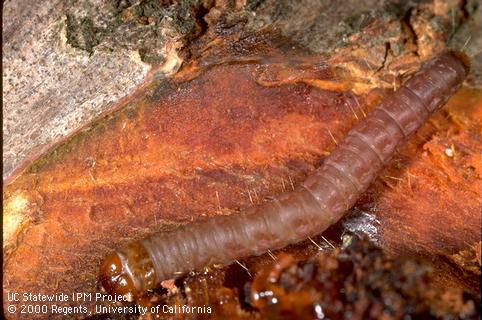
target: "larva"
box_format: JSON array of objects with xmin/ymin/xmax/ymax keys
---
[{"xmin": 99, "ymin": 52, "xmax": 469, "ymax": 300}]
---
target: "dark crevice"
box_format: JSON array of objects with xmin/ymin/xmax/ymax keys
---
[
  {"xmin": 401, "ymin": 7, "xmax": 420, "ymax": 57},
  {"xmin": 223, "ymin": 262, "xmax": 257, "ymax": 311},
  {"xmin": 376, "ymin": 42, "xmax": 390, "ymax": 73}
]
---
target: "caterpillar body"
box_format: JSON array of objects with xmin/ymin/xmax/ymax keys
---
[{"xmin": 99, "ymin": 52, "xmax": 469, "ymax": 300}]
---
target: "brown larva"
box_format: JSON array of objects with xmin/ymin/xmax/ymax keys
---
[{"xmin": 99, "ymin": 52, "xmax": 469, "ymax": 300}]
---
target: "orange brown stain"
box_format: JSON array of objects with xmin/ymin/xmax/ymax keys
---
[
  {"xmin": 3, "ymin": 57, "xmax": 368, "ymax": 314},
  {"xmin": 373, "ymin": 87, "xmax": 482, "ymax": 292},
  {"xmin": 3, "ymin": 53, "xmax": 481, "ymax": 317}
]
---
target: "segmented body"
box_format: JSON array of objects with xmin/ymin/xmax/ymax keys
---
[{"xmin": 99, "ymin": 52, "xmax": 469, "ymax": 299}]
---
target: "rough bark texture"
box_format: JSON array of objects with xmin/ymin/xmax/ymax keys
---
[
  {"xmin": 2, "ymin": 0, "xmax": 213, "ymax": 182},
  {"xmin": 3, "ymin": 0, "xmax": 481, "ymax": 319}
]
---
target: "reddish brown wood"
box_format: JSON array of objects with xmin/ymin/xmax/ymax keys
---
[{"xmin": 99, "ymin": 52, "xmax": 469, "ymax": 300}]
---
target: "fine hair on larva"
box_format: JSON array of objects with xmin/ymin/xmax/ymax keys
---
[{"xmin": 99, "ymin": 51, "xmax": 469, "ymax": 300}]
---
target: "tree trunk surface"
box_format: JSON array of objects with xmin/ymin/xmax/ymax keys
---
[{"xmin": 3, "ymin": 0, "xmax": 481, "ymax": 319}]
